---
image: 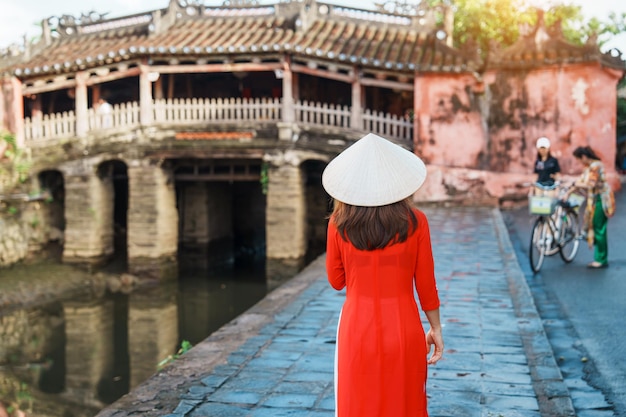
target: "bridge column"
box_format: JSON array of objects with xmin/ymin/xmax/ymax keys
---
[
  {"xmin": 139, "ymin": 65, "xmax": 154, "ymax": 125},
  {"xmin": 75, "ymin": 71, "xmax": 88, "ymax": 137},
  {"xmin": 265, "ymin": 151, "xmax": 307, "ymax": 289},
  {"xmin": 0, "ymin": 76, "xmax": 24, "ymax": 147},
  {"xmin": 277, "ymin": 57, "xmax": 298, "ymax": 141},
  {"xmin": 127, "ymin": 160, "xmax": 178, "ymax": 280},
  {"xmin": 281, "ymin": 57, "xmax": 295, "ymax": 123},
  {"xmin": 62, "ymin": 167, "xmax": 114, "ymax": 265},
  {"xmin": 351, "ymin": 67, "xmax": 363, "ymax": 130}
]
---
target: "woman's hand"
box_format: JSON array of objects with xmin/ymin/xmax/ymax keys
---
[{"xmin": 426, "ymin": 328, "xmax": 444, "ymax": 365}]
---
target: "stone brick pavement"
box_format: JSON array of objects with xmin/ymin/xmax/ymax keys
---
[{"xmin": 97, "ymin": 207, "xmax": 575, "ymax": 417}]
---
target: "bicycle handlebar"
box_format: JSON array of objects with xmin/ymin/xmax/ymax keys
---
[
  {"xmin": 530, "ymin": 181, "xmax": 575, "ymax": 191},
  {"xmin": 533, "ymin": 182, "xmax": 560, "ymax": 191}
]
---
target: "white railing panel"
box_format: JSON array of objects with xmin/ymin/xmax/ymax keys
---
[
  {"xmin": 362, "ymin": 109, "xmax": 413, "ymax": 141},
  {"xmin": 88, "ymin": 102, "xmax": 140, "ymax": 130},
  {"xmin": 294, "ymin": 100, "xmax": 351, "ymax": 129},
  {"xmin": 22, "ymin": 98, "xmax": 411, "ymax": 144},
  {"xmin": 24, "ymin": 111, "xmax": 77, "ymax": 144},
  {"xmin": 153, "ymin": 97, "xmax": 282, "ymax": 125}
]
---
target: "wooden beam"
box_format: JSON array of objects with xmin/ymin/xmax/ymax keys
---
[
  {"xmin": 291, "ymin": 63, "xmax": 354, "ymax": 84},
  {"xmin": 149, "ymin": 62, "xmax": 283, "ymax": 74},
  {"xmin": 85, "ymin": 67, "xmax": 142, "ymax": 86},
  {"xmin": 174, "ymin": 174, "xmax": 260, "ymax": 181},
  {"xmin": 23, "ymin": 79, "xmax": 77, "ymax": 95},
  {"xmin": 360, "ymin": 77, "xmax": 414, "ymax": 91},
  {"xmin": 22, "ymin": 66, "xmax": 143, "ymax": 95}
]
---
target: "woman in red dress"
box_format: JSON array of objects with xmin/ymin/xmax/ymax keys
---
[{"xmin": 322, "ymin": 133, "xmax": 444, "ymax": 417}]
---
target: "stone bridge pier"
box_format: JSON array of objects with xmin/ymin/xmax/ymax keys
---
[
  {"xmin": 60, "ymin": 158, "xmax": 178, "ymax": 280},
  {"xmin": 265, "ymin": 150, "xmax": 324, "ymax": 289},
  {"xmin": 61, "ymin": 161, "xmax": 114, "ymax": 266},
  {"xmin": 57, "ymin": 148, "xmax": 327, "ymax": 285},
  {"xmin": 126, "ymin": 160, "xmax": 178, "ymax": 280}
]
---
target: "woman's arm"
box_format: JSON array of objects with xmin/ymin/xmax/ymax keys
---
[
  {"xmin": 424, "ymin": 308, "xmax": 444, "ymax": 365},
  {"xmin": 325, "ymin": 221, "xmax": 346, "ymax": 290}
]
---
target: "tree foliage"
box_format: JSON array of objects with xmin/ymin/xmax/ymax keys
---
[
  {"xmin": 0, "ymin": 131, "xmax": 31, "ymax": 192},
  {"xmin": 374, "ymin": 0, "xmax": 625, "ymax": 56}
]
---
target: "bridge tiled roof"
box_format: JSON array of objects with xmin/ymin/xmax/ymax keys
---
[{"xmin": 0, "ymin": 1, "xmax": 480, "ymax": 79}]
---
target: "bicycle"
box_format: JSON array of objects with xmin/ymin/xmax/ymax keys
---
[{"xmin": 528, "ymin": 182, "xmax": 584, "ymax": 273}]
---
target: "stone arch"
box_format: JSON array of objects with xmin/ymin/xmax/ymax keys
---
[
  {"xmin": 171, "ymin": 157, "xmax": 267, "ymax": 272},
  {"xmin": 97, "ymin": 160, "xmax": 129, "ymax": 268},
  {"xmin": 37, "ymin": 169, "xmax": 66, "ymax": 250},
  {"xmin": 301, "ymin": 158, "xmax": 331, "ymax": 265}
]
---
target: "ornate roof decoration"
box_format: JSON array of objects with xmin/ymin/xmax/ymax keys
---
[
  {"xmin": 488, "ymin": 10, "xmax": 625, "ymax": 71},
  {"xmin": 0, "ymin": 0, "xmax": 480, "ymax": 79}
]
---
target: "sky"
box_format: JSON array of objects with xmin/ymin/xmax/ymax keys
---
[{"xmin": 0, "ymin": 0, "xmax": 624, "ymax": 53}]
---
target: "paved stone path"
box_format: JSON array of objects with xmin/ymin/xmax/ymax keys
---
[{"xmin": 97, "ymin": 207, "xmax": 576, "ymax": 417}]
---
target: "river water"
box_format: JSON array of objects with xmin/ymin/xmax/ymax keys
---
[{"xmin": 0, "ymin": 251, "xmax": 268, "ymax": 416}]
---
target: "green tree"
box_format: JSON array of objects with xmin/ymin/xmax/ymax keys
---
[
  {"xmin": 374, "ymin": 0, "xmax": 624, "ymax": 55},
  {"xmin": 0, "ymin": 131, "xmax": 31, "ymax": 192}
]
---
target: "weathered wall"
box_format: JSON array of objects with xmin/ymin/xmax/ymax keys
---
[
  {"xmin": 413, "ymin": 64, "xmax": 622, "ymax": 203},
  {"xmin": 486, "ymin": 63, "xmax": 620, "ymax": 180},
  {"xmin": 414, "ymin": 73, "xmax": 487, "ymax": 169},
  {"xmin": 0, "ymin": 215, "xmax": 34, "ymax": 267},
  {"xmin": 0, "ymin": 200, "xmax": 51, "ymax": 267}
]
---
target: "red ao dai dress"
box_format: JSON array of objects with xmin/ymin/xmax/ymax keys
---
[{"xmin": 326, "ymin": 209, "xmax": 440, "ymax": 417}]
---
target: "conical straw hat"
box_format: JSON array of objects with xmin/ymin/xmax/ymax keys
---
[{"xmin": 322, "ymin": 133, "xmax": 427, "ymax": 207}]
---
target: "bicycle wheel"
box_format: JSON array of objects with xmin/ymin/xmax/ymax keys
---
[
  {"xmin": 529, "ymin": 217, "xmax": 552, "ymax": 273},
  {"xmin": 559, "ymin": 209, "xmax": 580, "ymax": 263}
]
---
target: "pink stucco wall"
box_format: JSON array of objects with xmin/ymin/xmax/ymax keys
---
[
  {"xmin": 487, "ymin": 63, "xmax": 620, "ymax": 179},
  {"xmin": 413, "ymin": 63, "xmax": 623, "ymax": 203},
  {"xmin": 414, "ymin": 73, "xmax": 486, "ymax": 168}
]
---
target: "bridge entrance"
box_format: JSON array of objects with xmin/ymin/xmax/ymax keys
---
[
  {"xmin": 172, "ymin": 158, "xmax": 266, "ymax": 273},
  {"xmin": 98, "ymin": 161, "xmax": 129, "ymax": 269}
]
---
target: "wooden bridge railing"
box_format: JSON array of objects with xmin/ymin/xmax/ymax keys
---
[
  {"xmin": 153, "ymin": 97, "xmax": 282, "ymax": 124},
  {"xmin": 22, "ymin": 98, "xmax": 413, "ymax": 145}
]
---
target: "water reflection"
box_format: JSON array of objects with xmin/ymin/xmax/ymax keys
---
[{"xmin": 0, "ymin": 262, "xmax": 267, "ymax": 416}]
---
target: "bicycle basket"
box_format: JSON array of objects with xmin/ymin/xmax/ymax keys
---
[{"xmin": 529, "ymin": 196, "xmax": 557, "ymax": 215}]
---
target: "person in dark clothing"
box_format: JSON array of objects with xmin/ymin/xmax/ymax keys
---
[{"xmin": 534, "ymin": 136, "xmax": 561, "ymax": 186}]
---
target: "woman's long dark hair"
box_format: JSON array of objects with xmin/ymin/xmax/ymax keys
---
[
  {"xmin": 330, "ymin": 198, "xmax": 418, "ymax": 251},
  {"xmin": 573, "ymin": 146, "xmax": 601, "ymax": 161}
]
